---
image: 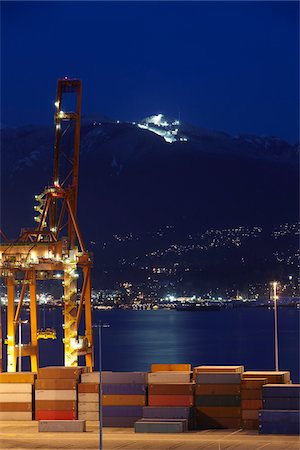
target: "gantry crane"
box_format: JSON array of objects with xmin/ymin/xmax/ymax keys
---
[{"xmin": 0, "ymin": 78, "xmax": 93, "ymax": 372}]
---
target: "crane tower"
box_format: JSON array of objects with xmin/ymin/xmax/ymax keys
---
[{"xmin": 0, "ymin": 78, "xmax": 93, "ymax": 372}]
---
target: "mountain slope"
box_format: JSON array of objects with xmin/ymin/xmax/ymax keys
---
[{"xmin": 1, "ymin": 117, "xmax": 298, "ymax": 243}]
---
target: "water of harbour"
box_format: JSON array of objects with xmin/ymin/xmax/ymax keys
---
[{"xmin": 2, "ymin": 308, "xmax": 300, "ymax": 382}]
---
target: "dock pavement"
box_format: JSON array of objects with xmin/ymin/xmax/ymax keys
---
[{"xmin": 0, "ymin": 421, "xmax": 299, "ymax": 449}]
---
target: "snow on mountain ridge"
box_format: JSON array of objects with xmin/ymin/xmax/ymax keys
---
[{"xmin": 137, "ymin": 113, "xmax": 188, "ymax": 143}]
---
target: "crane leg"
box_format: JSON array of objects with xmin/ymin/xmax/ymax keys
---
[
  {"xmin": 7, "ymin": 277, "xmax": 16, "ymax": 372},
  {"xmin": 29, "ymin": 270, "xmax": 38, "ymax": 372}
]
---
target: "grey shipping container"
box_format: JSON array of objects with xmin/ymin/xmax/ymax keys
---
[
  {"xmin": 103, "ymin": 416, "xmax": 139, "ymax": 427},
  {"xmin": 103, "ymin": 406, "xmax": 143, "ymax": 417},
  {"xmin": 102, "ymin": 372, "xmax": 147, "ymax": 384},
  {"xmin": 140, "ymin": 418, "xmax": 188, "ymax": 431},
  {"xmin": 135, "ymin": 420, "xmax": 185, "ymax": 433},
  {"xmin": 102, "ymin": 383, "xmax": 147, "ymax": 395},
  {"xmin": 195, "ymin": 373, "xmax": 241, "ymax": 384},
  {"xmin": 142, "ymin": 407, "xmax": 191, "ymax": 419}
]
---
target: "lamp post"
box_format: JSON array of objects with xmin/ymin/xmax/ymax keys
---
[
  {"xmin": 93, "ymin": 321, "xmax": 110, "ymax": 450},
  {"xmin": 271, "ymin": 281, "xmax": 279, "ymax": 371},
  {"xmin": 13, "ymin": 319, "xmax": 28, "ymax": 372}
]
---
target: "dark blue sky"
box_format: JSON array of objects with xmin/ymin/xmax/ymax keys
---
[{"xmin": 1, "ymin": 1, "xmax": 299, "ymax": 142}]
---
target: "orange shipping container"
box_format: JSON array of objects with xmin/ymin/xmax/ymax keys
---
[
  {"xmin": 148, "ymin": 384, "xmax": 194, "ymax": 396},
  {"xmin": 37, "ymin": 367, "xmax": 85, "ymax": 380},
  {"xmin": 35, "ymin": 379, "xmax": 77, "ymax": 390},
  {"xmin": 241, "ymin": 400, "xmax": 262, "ymax": 410},
  {"xmin": 148, "ymin": 394, "xmax": 194, "ymax": 407},
  {"xmin": 0, "ymin": 402, "xmax": 32, "ymax": 412},
  {"xmin": 242, "ymin": 410, "xmax": 259, "ymax": 420},
  {"xmin": 242, "ymin": 419, "xmax": 259, "ymax": 430},
  {"xmin": 241, "ymin": 378, "xmax": 267, "ymax": 389},
  {"xmin": 78, "ymin": 383, "xmax": 99, "ymax": 393},
  {"xmin": 194, "ymin": 365, "xmax": 244, "ymax": 374},
  {"xmin": 35, "ymin": 410, "xmax": 76, "ymax": 420},
  {"xmin": 151, "ymin": 364, "xmax": 191, "ymax": 372},
  {"xmin": 0, "ymin": 373, "xmax": 36, "ymax": 384},
  {"xmin": 35, "ymin": 400, "xmax": 77, "ymax": 411},
  {"xmin": 195, "ymin": 384, "xmax": 240, "ymax": 396},
  {"xmin": 102, "ymin": 395, "xmax": 146, "ymax": 406},
  {"xmin": 241, "ymin": 389, "xmax": 262, "ymax": 400}
]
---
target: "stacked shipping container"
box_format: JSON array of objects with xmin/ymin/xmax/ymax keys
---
[
  {"xmin": 0, "ymin": 364, "xmax": 298, "ymax": 435},
  {"xmin": 78, "ymin": 382, "xmax": 100, "ymax": 421},
  {"xmin": 259, "ymin": 384, "xmax": 300, "ymax": 435},
  {"xmin": 241, "ymin": 378, "xmax": 267, "ymax": 429},
  {"xmin": 136, "ymin": 364, "xmax": 193, "ymax": 433},
  {"xmin": 35, "ymin": 367, "xmax": 86, "ymax": 420},
  {"xmin": 194, "ymin": 366, "xmax": 244, "ymax": 429},
  {"xmin": 0, "ymin": 372, "xmax": 35, "ymax": 420},
  {"xmin": 80, "ymin": 371, "xmax": 147, "ymax": 426}
]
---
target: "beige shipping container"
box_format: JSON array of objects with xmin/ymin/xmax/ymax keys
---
[
  {"xmin": 148, "ymin": 371, "xmax": 192, "ymax": 384},
  {"xmin": 0, "ymin": 393, "xmax": 32, "ymax": 403},
  {"xmin": 78, "ymin": 402, "xmax": 99, "ymax": 412},
  {"xmin": 78, "ymin": 411, "xmax": 99, "ymax": 421},
  {"xmin": 0, "ymin": 383, "xmax": 33, "ymax": 394},
  {"xmin": 35, "ymin": 390, "xmax": 76, "ymax": 401},
  {"xmin": 0, "ymin": 411, "xmax": 32, "ymax": 420},
  {"xmin": 81, "ymin": 371, "xmax": 111, "ymax": 384},
  {"xmin": 78, "ymin": 393, "xmax": 99, "ymax": 403}
]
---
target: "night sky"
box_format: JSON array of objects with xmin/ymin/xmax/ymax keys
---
[{"xmin": 1, "ymin": 1, "xmax": 299, "ymax": 143}]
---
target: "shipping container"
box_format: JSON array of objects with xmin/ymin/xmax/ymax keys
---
[
  {"xmin": 151, "ymin": 364, "xmax": 191, "ymax": 372},
  {"xmin": 195, "ymin": 395, "xmax": 240, "ymax": 407},
  {"xmin": 148, "ymin": 372, "xmax": 192, "ymax": 384},
  {"xmin": 148, "ymin": 394, "xmax": 194, "ymax": 407},
  {"xmin": 195, "ymin": 373, "xmax": 241, "ymax": 385},
  {"xmin": 149, "ymin": 383, "xmax": 194, "ymax": 396},
  {"xmin": 243, "ymin": 371, "xmax": 290, "ymax": 384}
]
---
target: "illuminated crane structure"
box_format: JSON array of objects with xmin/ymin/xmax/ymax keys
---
[{"xmin": 0, "ymin": 79, "xmax": 93, "ymax": 372}]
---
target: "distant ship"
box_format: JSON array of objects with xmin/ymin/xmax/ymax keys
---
[{"xmin": 176, "ymin": 302, "xmax": 221, "ymax": 311}]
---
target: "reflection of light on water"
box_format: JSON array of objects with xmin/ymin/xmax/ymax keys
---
[{"xmin": 1, "ymin": 308, "xmax": 299, "ymax": 381}]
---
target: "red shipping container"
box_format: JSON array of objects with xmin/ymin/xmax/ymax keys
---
[
  {"xmin": 35, "ymin": 410, "xmax": 77, "ymax": 420},
  {"xmin": 148, "ymin": 394, "xmax": 194, "ymax": 407}
]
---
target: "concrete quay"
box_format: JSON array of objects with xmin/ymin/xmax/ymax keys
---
[{"xmin": 0, "ymin": 421, "xmax": 299, "ymax": 450}]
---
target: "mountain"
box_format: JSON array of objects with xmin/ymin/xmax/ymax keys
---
[
  {"xmin": 1, "ymin": 115, "xmax": 299, "ymax": 291},
  {"xmin": 1, "ymin": 115, "xmax": 298, "ymax": 241}
]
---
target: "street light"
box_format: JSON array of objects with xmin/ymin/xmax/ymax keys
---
[
  {"xmin": 93, "ymin": 321, "xmax": 110, "ymax": 450},
  {"xmin": 13, "ymin": 319, "xmax": 28, "ymax": 372},
  {"xmin": 271, "ymin": 281, "xmax": 279, "ymax": 371}
]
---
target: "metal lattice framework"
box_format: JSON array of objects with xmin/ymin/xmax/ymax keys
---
[{"xmin": 0, "ymin": 79, "xmax": 93, "ymax": 372}]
